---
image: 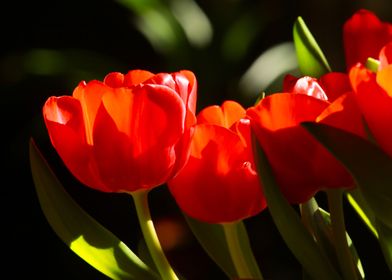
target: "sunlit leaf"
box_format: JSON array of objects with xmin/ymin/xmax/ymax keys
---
[
  {"xmin": 346, "ymin": 189, "xmax": 378, "ymax": 238},
  {"xmin": 251, "ymin": 134, "xmax": 342, "ymax": 280},
  {"xmin": 234, "ymin": 222, "xmax": 263, "ymax": 279},
  {"xmin": 293, "ymin": 17, "xmax": 331, "ymax": 77},
  {"xmin": 29, "ymin": 139, "xmax": 159, "ymax": 280}
]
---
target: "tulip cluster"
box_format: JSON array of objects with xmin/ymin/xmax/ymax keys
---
[{"xmin": 30, "ymin": 8, "xmax": 392, "ymax": 280}]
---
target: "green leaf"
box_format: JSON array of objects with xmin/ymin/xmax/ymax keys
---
[
  {"xmin": 29, "ymin": 139, "xmax": 159, "ymax": 280},
  {"xmin": 235, "ymin": 222, "xmax": 263, "ymax": 279},
  {"xmin": 301, "ymin": 198, "xmax": 365, "ymax": 279},
  {"xmin": 346, "ymin": 189, "xmax": 378, "ymax": 238},
  {"xmin": 300, "ymin": 199, "xmax": 340, "ymax": 270},
  {"xmin": 376, "ymin": 219, "xmax": 392, "ymax": 271},
  {"xmin": 293, "ymin": 16, "xmax": 331, "ymax": 77},
  {"xmin": 183, "ymin": 214, "xmax": 261, "ymax": 279},
  {"xmin": 365, "ymin": 57, "xmax": 380, "ymax": 73},
  {"xmin": 251, "ymin": 134, "xmax": 342, "ymax": 280},
  {"xmin": 301, "ymin": 122, "xmax": 392, "ymax": 230}
]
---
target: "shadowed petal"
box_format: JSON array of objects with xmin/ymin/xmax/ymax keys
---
[
  {"xmin": 319, "ymin": 72, "xmax": 351, "ymax": 102},
  {"xmin": 317, "ymin": 93, "xmax": 365, "ymax": 138},
  {"xmin": 247, "ymin": 93, "xmax": 351, "ymax": 203}
]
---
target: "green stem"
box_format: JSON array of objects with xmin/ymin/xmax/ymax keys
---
[
  {"xmin": 222, "ymin": 222, "xmax": 263, "ymax": 280},
  {"xmin": 327, "ymin": 189, "xmax": 358, "ymax": 280},
  {"xmin": 131, "ymin": 190, "xmax": 179, "ymax": 280}
]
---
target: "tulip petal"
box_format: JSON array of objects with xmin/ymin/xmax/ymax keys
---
[
  {"xmin": 247, "ymin": 93, "xmax": 351, "ymax": 203},
  {"xmin": 379, "ymin": 42, "xmax": 392, "ymax": 69},
  {"xmin": 350, "ymin": 65, "xmax": 392, "ymax": 157},
  {"xmin": 343, "ymin": 9, "xmax": 392, "ymax": 70},
  {"xmin": 146, "ymin": 71, "xmax": 197, "ymax": 113},
  {"xmin": 73, "ymin": 81, "xmax": 110, "ymax": 145},
  {"xmin": 124, "ymin": 70, "xmax": 155, "ymax": 87},
  {"xmin": 168, "ymin": 124, "xmax": 265, "ymax": 223},
  {"xmin": 377, "ymin": 64, "xmax": 392, "ymax": 96},
  {"xmin": 197, "ymin": 100, "xmax": 245, "ymax": 129},
  {"xmin": 247, "ymin": 93, "xmax": 328, "ymax": 131},
  {"xmin": 176, "ymin": 70, "xmax": 197, "ymax": 114},
  {"xmin": 92, "ymin": 84, "xmax": 186, "ymax": 191},
  {"xmin": 292, "ymin": 76, "xmax": 328, "ymax": 101},
  {"xmin": 43, "ymin": 96, "xmax": 107, "ymax": 191},
  {"xmin": 103, "ymin": 72, "xmax": 125, "ymax": 88},
  {"xmin": 319, "ymin": 73, "xmax": 352, "ymax": 102},
  {"xmin": 317, "ymin": 93, "xmax": 366, "ymax": 138}
]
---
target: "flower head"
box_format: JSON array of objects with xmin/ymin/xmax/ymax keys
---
[
  {"xmin": 168, "ymin": 101, "xmax": 266, "ymax": 223},
  {"xmin": 43, "ymin": 70, "xmax": 197, "ymax": 193}
]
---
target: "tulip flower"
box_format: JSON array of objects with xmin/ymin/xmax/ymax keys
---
[
  {"xmin": 42, "ymin": 69, "xmax": 198, "ymax": 280},
  {"xmin": 349, "ymin": 53, "xmax": 392, "ymax": 158},
  {"xmin": 168, "ymin": 100, "xmax": 266, "ymax": 224},
  {"xmin": 247, "ymin": 74, "xmax": 355, "ymax": 203},
  {"xmin": 167, "ymin": 100, "xmax": 266, "ymax": 279},
  {"xmin": 343, "ymin": 9, "xmax": 392, "ymax": 71},
  {"xmin": 43, "ymin": 69, "xmax": 197, "ymax": 193}
]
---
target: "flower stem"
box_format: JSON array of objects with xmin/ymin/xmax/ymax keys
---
[
  {"xmin": 131, "ymin": 190, "xmax": 179, "ymax": 280},
  {"xmin": 222, "ymin": 222, "xmax": 263, "ymax": 280},
  {"xmin": 327, "ymin": 189, "xmax": 358, "ymax": 280}
]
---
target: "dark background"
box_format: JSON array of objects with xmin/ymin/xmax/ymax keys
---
[{"xmin": 2, "ymin": 0, "xmax": 392, "ymax": 279}]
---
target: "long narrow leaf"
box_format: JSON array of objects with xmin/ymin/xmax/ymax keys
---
[
  {"xmin": 251, "ymin": 134, "xmax": 342, "ymax": 280},
  {"xmin": 29, "ymin": 138, "xmax": 159, "ymax": 280},
  {"xmin": 293, "ymin": 16, "xmax": 331, "ymax": 77},
  {"xmin": 346, "ymin": 190, "xmax": 378, "ymax": 238},
  {"xmin": 301, "ymin": 198, "xmax": 365, "ymax": 279},
  {"xmin": 236, "ymin": 222, "xmax": 263, "ymax": 279}
]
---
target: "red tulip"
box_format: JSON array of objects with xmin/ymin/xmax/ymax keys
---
[
  {"xmin": 349, "ymin": 61, "xmax": 392, "ymax": 157},
  {"xmin": 43, "ymin": 70, "xmax": 197, "ymax": 193},
  {"xmin": 379, "ymin": 42, "xmax": 392, "ymax": 69},
  {"xmin": 343, "ymin": 9, "xmax": 392, "ymax": 71},
  {"xmin": 247, "ymin": 75, "xmax": 355, "ymax": 203},
  {"xmin": 168, "ymin": 101, "xmax": 266, "ymax": 223}
]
